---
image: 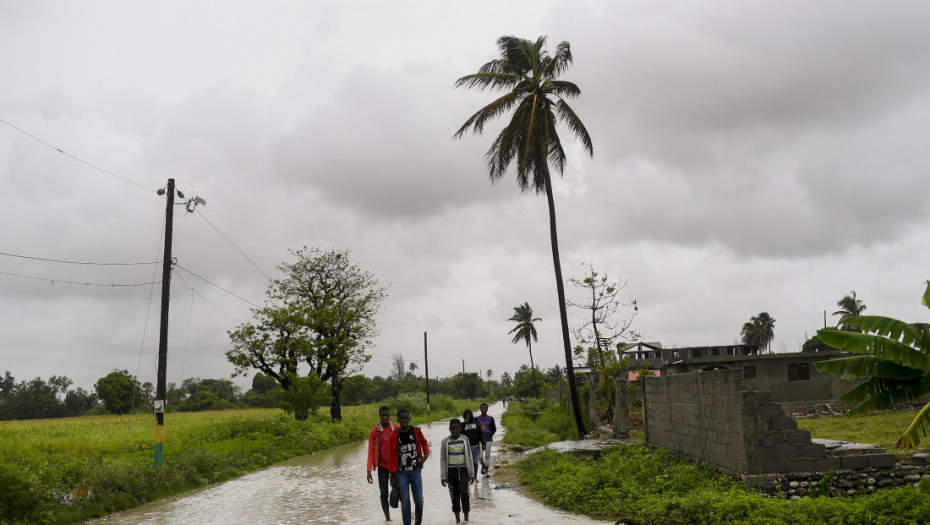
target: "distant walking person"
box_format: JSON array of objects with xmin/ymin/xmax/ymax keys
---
[
  {"xmin": 440, "ymin": 418, "xmax": 475, "ymax": 523},
  {"xmin": 476, "ymin": 402, "xmax": 497, "ymax": 477},
  {"xmin": 389, "ymin": 409, "xmax": 430, "ymax": 525},
  {"xmin": 460, "ymin": 408, "xmax": 485, "ymax": 480},
  {"xmin": 367, "ymin": 406, "xmax": 399, "ymax": 521}
]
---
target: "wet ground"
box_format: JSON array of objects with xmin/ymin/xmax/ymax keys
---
[{"xmin": 91, "ymin": 402, "xmax": 610, "ymax": 524}]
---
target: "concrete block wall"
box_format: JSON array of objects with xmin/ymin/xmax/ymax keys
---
[{"xmin": 643, "ymin": 369, "xmax": 894, "ymax": 475}]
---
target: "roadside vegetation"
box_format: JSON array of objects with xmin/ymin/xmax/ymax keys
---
[
  {"xmin": 501, "ymin": 402, "xmax": 930, "ymax": 524},
  {"xmin": 0, "ymin": 393, "xmax": 472, "ymax": 525}
]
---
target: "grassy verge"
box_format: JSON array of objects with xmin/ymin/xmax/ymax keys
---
[
  {"xmin": 500, "ymin": 403, "xmax": 930, "ymax": 524},
  {"xmin": 796, "ymin": 410, "xmax": 923, "ymax": 458},
  {"xmin": 500, "ymin": 399, "xmax": 577, "ymax": 448},
  {"xmin": 0, "ymin": 393, "xmax": 475, "ymax": 525}
]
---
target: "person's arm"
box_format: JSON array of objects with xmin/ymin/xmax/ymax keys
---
[
  {"xmin": 366, "ymin": 428, "xmax": 376, "ymax": 483},
  {"xmin": 490, "ymin": 417, "xmax": 497, "ymax": 438},
  {"xmin": 463, "ymin": 436, "xmax": 475, "ymax": 481},
  {"xmin": 417, "ymin": 428, "xmax": 430, "ymax": 467},
  {"xmin": 439, "ymin": 438, "xmax": 448, "ymax": 484}
]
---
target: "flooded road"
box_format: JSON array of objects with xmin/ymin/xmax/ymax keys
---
[{"xmin": 92, "ymin": 402, "xmax": 609, "ymax": 524}]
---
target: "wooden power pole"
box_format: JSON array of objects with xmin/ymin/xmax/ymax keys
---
[
  {"xmin": 154, "ymin": 178, "xmax": 176, "ymax": 468},
  {"xmin": 424, "ymin": 331, "xmax": 430, "ymax": 415}
]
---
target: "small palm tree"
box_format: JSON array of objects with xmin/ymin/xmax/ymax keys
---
[
  {"xmin": 741, "ymin": 312, "xmax": 776, "ymax": 352},
  {"xmin": 834, "ymin": 290, "xmax": 867, "ymax": 328},
  {"xmin": 455, "ymin": 35, "xmax": 592, "ymax": 436},
  {"xmin": 508, "ymin": 302, "xmax": 541, "ymax": 398},
  {"xmin": 816, "ymin": 281, "xmax": 930, "ymax": 448}
]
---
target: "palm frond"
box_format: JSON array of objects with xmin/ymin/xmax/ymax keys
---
[
  {"xmin": 453, "ymin": 92, "xmax": 520, "ymax": 138},
  {"xmin": 897, "ymin": 400, "xmax": 930, "ymax": 448},
  {"xmin": 817, "ymin": 328, "xmax": 930, "ymax": 371},
  {"xmin": 497, "ymin": 35, "xmax": 545, "ymax": 76},
  {"xmin": 555, "ymin": 99, "xmax": 593, "ymax": 156},
  {"xmin": 922, "ymin": 280, "xmax": 930, "ymax": 309},
  {"xmin": 454, "ymin": 72, "xmax": 522, "ymax": 92},
  {"xmin": 546, "ymin": 79, "xmax": 581, "ymax": 98},
  {"xmin": 543, "ymin": 41, "xmax": 573, "ymax": 79}
]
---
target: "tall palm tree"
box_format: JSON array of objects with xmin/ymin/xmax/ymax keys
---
[
  {"xmin": 834, "ymin": 290, "xmax": 867, "ymax": 328},
  {"xmin": 508, "ymin": 302, "xmax": 541, "ymax": 398},
  {"xmin": 455, "ymin": 35, "xmax": 592, "ymax": 436}
]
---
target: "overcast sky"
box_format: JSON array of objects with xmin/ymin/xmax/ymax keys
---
[{"xmin": 2, "ymin": 1, "xmax": 929, "ymax": 393}]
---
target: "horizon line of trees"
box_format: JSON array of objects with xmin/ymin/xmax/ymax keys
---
[{"xmin": 0, "ymin": 365, "xmax": 545, "ymax": 422}]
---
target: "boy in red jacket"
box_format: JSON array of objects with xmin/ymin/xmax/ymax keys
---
[
  {"xmin": 367, "ymin": 406, "xmax": 399, "ymax": 521},
  {"xmin": 389, "ymin": 408, "xmax": 430, "ymax": 525}
]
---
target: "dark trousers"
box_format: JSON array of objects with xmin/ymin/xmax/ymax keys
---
[
  {"xmin": 446, "ymin": 465, "xmax": 470, "ymax": 513},
  {"xmin": 377, "ymin": 466, "xmax": 391, "ymax": 512}
]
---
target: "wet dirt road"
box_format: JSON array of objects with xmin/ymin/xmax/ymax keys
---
[{"xmin": 92, "ymin": 402, "xmax": 610, "ymax": 524}]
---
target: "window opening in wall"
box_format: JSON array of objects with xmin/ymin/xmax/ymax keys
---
[
  {"xmin": 787, "ymin": 363, "xmax": 810, "ymax": 381},
  {"xmin": 743, "ymin": 366, "xmax": 756, "ymax": 379}
]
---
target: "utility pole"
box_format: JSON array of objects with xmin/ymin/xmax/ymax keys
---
[
  {"xmin": 462, "ymin": 359, "xmax": 466, "ymax": 402},
  {"xmin": 153, "ymin": 178, "xmax": 176, "ymax": 468},
  {"xmin": 424, "ymin": 331, "xmax": 430, "ymax": 415}
]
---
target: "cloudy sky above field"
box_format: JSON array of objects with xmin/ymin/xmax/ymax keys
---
[{"xmin": 2, "ymin": 1, "xmax": 929, "ymax": 393}]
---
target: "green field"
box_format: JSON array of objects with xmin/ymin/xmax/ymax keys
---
[
  {"xmin": 0, "ymin": 393, "xmax": 474, "ymax": 524},
  {"xmin": 797, "ymin": 409, "xmax": 925, "ymax": 457}
]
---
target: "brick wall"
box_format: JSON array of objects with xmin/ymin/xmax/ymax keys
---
[{"xmin": 643, "ymin": 369, "xmax": 894, "ymax": 475}]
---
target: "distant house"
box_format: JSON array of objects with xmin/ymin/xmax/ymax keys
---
[{"xmin": 621, "ymin": 342, "xmax": 854, "ymax": 403}]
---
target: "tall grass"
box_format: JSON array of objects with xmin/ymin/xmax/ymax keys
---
[{"xmin": 501, "ymin": 399, "xmax": 577, "ymax": 448}]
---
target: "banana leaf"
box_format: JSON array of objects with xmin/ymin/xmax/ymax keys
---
[
  {"xmin": 817, "ymin": 329, "xmax": 930, "ymax": 371},
  {"xmin": 814, "ymin": 356, "xmax": 924, "ymax": 381},
  {"xmin": 897, "ymin": 401, "xmax": 930, "ymax": 448}
]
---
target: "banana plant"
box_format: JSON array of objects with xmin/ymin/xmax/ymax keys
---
[{"xmin": 815, "ymin": 281, "xmax": 930, "ymax": 448}]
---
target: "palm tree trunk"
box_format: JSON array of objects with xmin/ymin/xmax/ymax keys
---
[
  {"xmin": 528, "ymin": 340, "xmax": 539, "ymax": 399},
  {"xmin": 542, "ymin": 164, "xmax": 586, "ymax": 437}
]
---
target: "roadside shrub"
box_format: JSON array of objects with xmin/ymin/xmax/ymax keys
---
[{"xmin": 0, "ymin": 461, "xmax": 51, "ymax": 523}]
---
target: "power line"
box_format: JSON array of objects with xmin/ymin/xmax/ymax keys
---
[
  {"xmin": 0, "ymin": 250, "xmax": 160, "ymax": 266},
  {"xmin": 195, "ymin": 209, "xmax": 272, "ymax": 280},
  {"xmin": 0, "ymin": 269, "xmax": 160, "ymax": 287},
  {"xmin": 175, "ymin": 270, "xmax": 243, "ymax": 323},
  {"xmin": 0, "ymin": 118, "xmax": 157, "ymax": 193},
  {"xmin": 174, "ymin": 264, "xmax": 261, "ymax": 308}
]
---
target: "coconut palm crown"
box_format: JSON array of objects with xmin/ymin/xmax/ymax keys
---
[{"xmin": 454, "ymin": 35, "xmax": 593, "ymax": 190}]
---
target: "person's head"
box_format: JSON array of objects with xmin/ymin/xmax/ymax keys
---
[
  {"xmin": 397, "ymin": 408, "xmax": 411, "ymax": 429},
  {"xmin": 462, "ymin": 408, "xmax": 473, "ymax": 422},
  {"xmin": 378, "ymin": 406, "xmax": 391, "ymax": 426},
  {"xmin": 449, "ymin": 418, "xmax": 462, "ymax": 438},
  {"xmin": 479, "ymin": 402, "xmax": 489, "ymax": 415}
]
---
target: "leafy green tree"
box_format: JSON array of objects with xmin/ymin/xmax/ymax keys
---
[
  {"xmin": 242, "ymin": 373, "xmax": 283, "ymax": 408},
  {"xmin": 508, "ymin": 302, "xmax": 541, "ymax": 398},
  {"xmin": 94, "ymin": 370, "xmax": 141, "ymax": 415},
  {"xmin": 340, "ymin": 374, "xmax": 380, "ymax": 406},
  {"xmin": 741, "ymin": 312, "xmax": 776, "ymax": 352},
  {"xmin": 512, "ymin": 365, "xmax": 543, "ymax": 399},
  {"xmin": 455, "ymin": 35, "xmax": 592, "ymax": 436},
  {"xmin": 816, "ymin": 281, "xmax": 930, "ymax": 448},
  {"xmin": 227, "ymin": 247, "xmax": 386, "ymax": 420},
  {"xmin": 834, "ymin": 290, "xmax": 867, "ymax": 328},
  {"xmin": 280, "ymin": 372, "xmax": 329, "ymax": 420},
  {"xmin": 170, "ymin": 378, "xmax": 241, "ymax": 412}
]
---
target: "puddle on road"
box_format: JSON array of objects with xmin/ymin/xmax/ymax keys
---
[{"xmin": 92, "ymin": 402, "xmax": 610, "ymax": 524}]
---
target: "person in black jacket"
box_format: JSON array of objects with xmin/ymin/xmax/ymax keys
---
[{"xmin": 460, "ymin": 408, "xmax": 485, "ymax": 479}]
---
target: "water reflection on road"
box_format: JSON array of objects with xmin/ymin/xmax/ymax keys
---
[{"xmin": 93, "ymin": 402, "xmax": 609, "ymax": 524}]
